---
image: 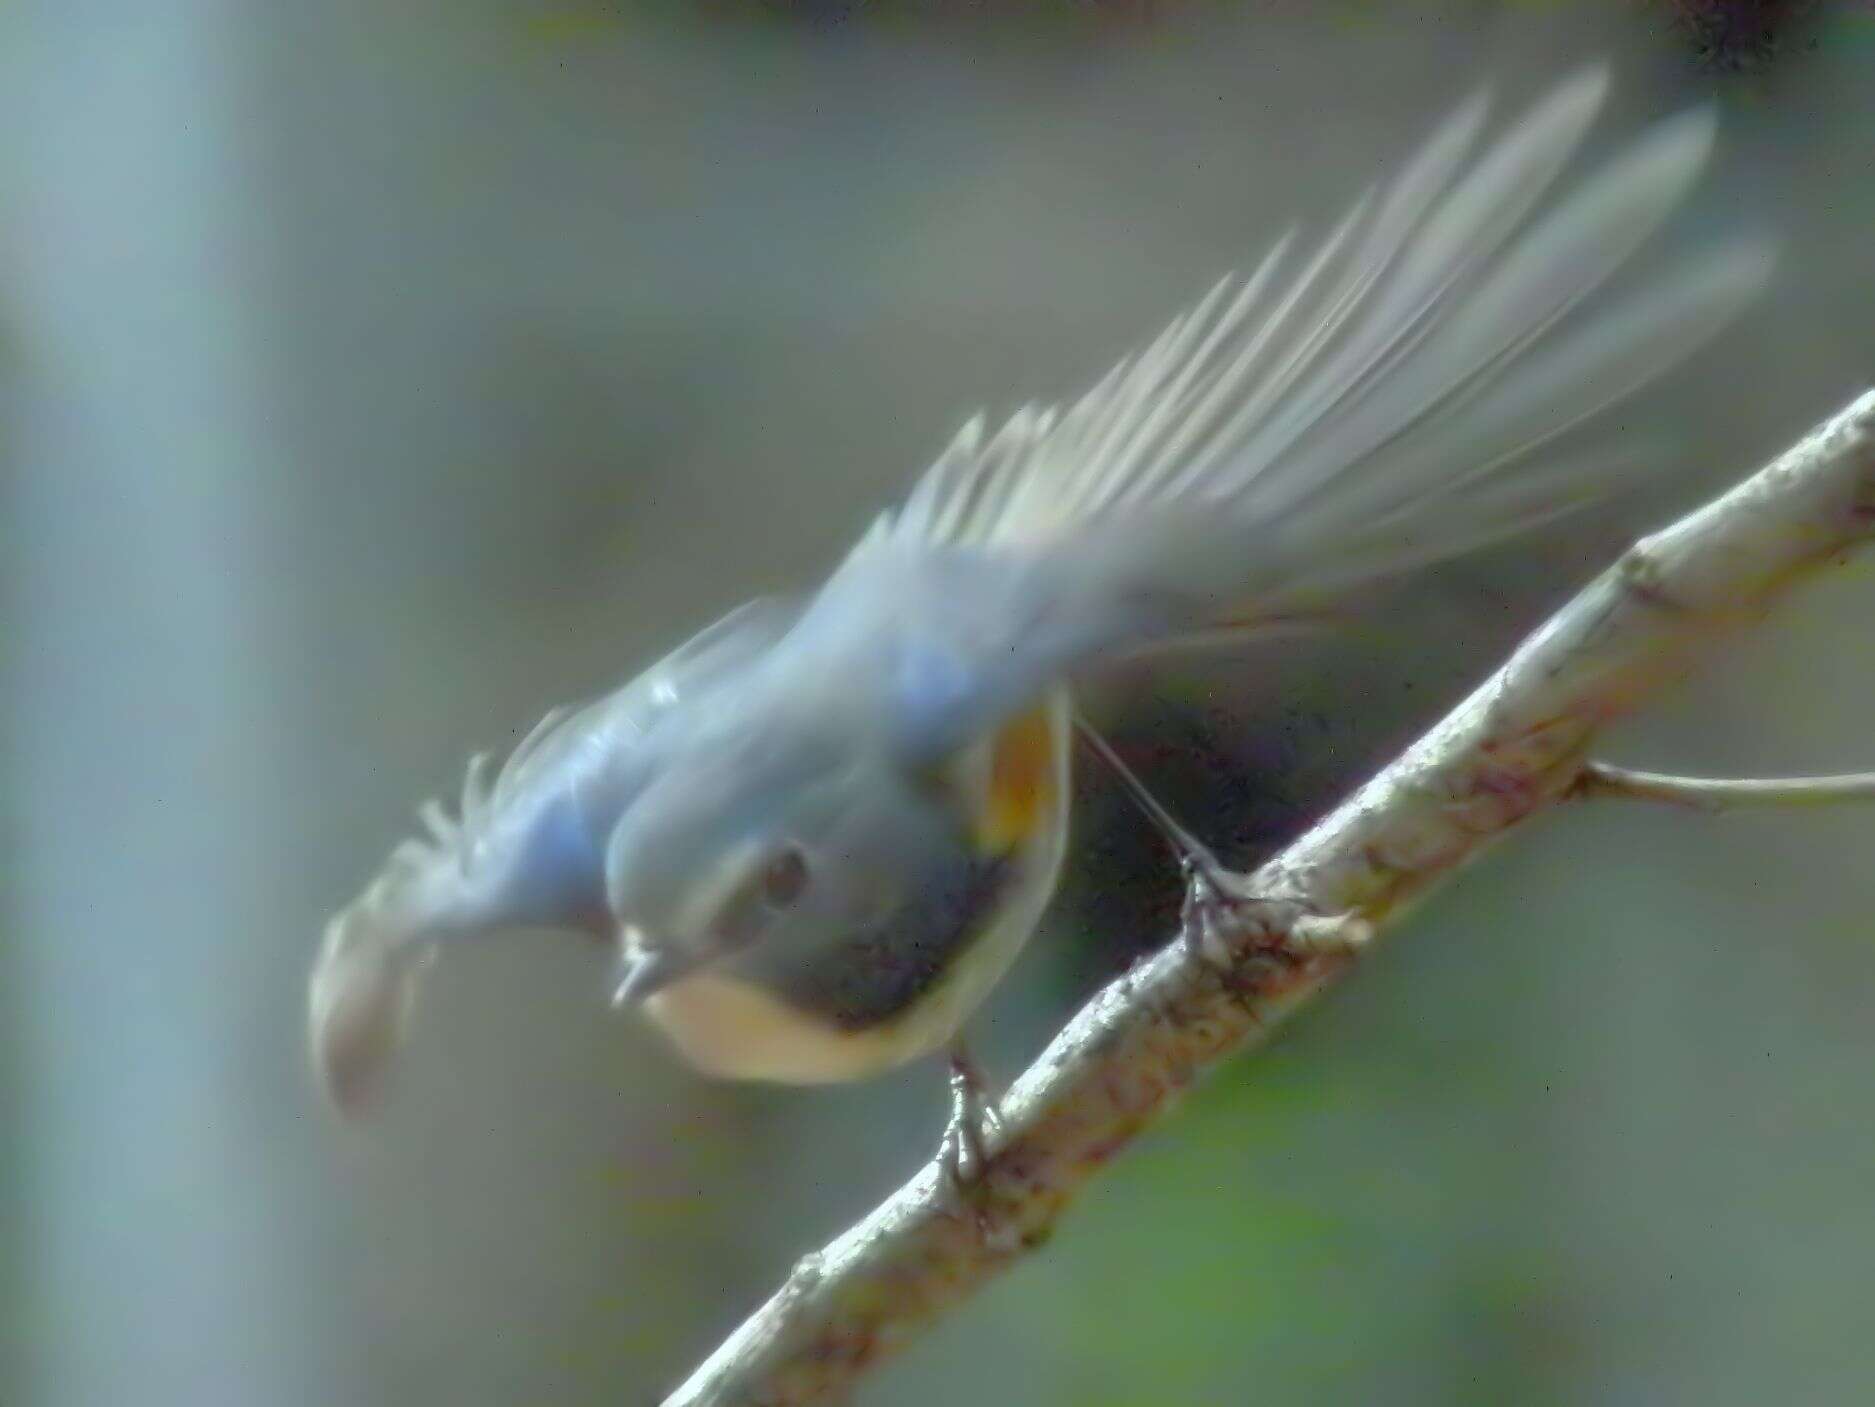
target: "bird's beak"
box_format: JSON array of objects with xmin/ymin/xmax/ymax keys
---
[{"xmin": 610, "ymin": 935, "xmax": 704, "ymax": 1007}]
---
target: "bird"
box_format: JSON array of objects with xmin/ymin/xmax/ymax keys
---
[{"xmin": 309, "ymin": 67, "xmax": 1770, "ymax": 1150}]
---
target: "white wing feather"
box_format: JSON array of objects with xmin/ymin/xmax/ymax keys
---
[{"xmin": 887, "ymin": 67, "xmax": 1770, "ymax": 606}]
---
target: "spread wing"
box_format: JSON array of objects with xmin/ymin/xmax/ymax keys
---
[{"xmin": 878, "ymin": 66, "xmax": 1769, "ymax": 630}]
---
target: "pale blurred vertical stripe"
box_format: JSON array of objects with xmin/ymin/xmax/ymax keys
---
[{"xmin": 9, "ymin": 6, "xmax": 348, "ymax": 1405}]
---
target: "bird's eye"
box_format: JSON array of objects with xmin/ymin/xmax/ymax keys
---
[{"xmin": 760, "ymin": 845, "xmax": 810, "ymax": 908}]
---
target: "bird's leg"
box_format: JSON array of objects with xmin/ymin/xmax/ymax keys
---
[
  {"xmin": 1072, "ymin": 714, "xmax": 1229, "ymax": 886},
  {"xmin": 1071, "ymin": 715, "xmax": 1244, "ymax": 963},
  {"xmin": 1073, "ymin": 716, "xmax": 1370, "ymax": 970},
  {"xmin": 936, "ymin": 1039, "xmax": 1003, "ymax": 1191}
]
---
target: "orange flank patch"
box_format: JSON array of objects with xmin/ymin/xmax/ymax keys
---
[{"xmin": 977, "ymin": 704, "xmax": 1058, "ymax": 854}]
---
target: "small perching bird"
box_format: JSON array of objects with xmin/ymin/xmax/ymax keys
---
[{"xmin": 310, "ymin": 68, "xmax": 1770, "ymax": 1125}]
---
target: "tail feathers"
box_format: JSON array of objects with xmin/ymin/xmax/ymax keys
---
[
  {"xmin": 308, "ymin": 822, "xmax": 487, "ymax": 1115},
  {"xmin": 309, "ymin": 902, "xmax": 431, "ymax": 1116},
  {"xmin": 308, "ymin": 881, "xmax": 437, "ymax": 1116}
]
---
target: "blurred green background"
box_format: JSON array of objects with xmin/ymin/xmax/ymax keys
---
[{"xmin": 6, "ymin": 3, "xmax": 1875, "ymax": 1404}]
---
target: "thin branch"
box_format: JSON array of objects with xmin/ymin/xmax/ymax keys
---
[
  {"xmin": 663, "ymin": 390, "xmax": 1875, "ymax": 1407},
  {"xmin": 1573, "ymin": 760, "xmax": 1875, "ymax": 811}
]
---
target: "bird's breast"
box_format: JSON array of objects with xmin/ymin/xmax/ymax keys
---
[{"xmin": 642, "ymin": 690, "xmax": 1073, "ymax": 1082}]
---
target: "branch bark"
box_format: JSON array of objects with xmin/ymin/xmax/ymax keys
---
[{"xmin": 663, "ymin": 390, "xmax": 1875, "ymax": 1407}]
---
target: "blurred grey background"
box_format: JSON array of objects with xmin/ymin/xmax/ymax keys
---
[{"xmin": 5, "ymin": 3, "xmax": 1875, "ymax": 1404}]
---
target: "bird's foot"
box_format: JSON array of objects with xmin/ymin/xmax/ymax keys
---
[
  {"xmin": 1179, "ymin": 858, "xmax": 1371, "ymax": 972},
  {"xmin": 936, "ymin": 1044, "xmax": 1003, "ymax": 1194}
]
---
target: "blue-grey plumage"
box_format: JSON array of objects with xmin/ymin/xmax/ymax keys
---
[{"xmin": 310, "ymin": 66, "xmax": 1773, "ymax": 1112}]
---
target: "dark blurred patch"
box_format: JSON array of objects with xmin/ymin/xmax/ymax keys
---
[
  {"xmin": 720, "ymin": 0, "xmax": 1186, "ymax": 30},
  {"xmin": 1660, "ymin": 0, "xmax": 1823, "ymax": 70},
  {"xmin": 534, "ymin": 0, "xmax": 1221, "ymax": 43}
]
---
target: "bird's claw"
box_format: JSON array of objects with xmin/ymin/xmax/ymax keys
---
[
  {"xmin": 1179, "ymin": 860, "xmax": 1370, "ymax": 972},
  {"xmin": 936, "ymin": 1046, "xmax": 1003, "ymax": 1195}
]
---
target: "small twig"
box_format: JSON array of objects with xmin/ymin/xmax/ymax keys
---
[
  {"xmin": 1572, "ymin": 760, "xmax": 1875, "ymax": 811},
  {"xmin": 661, "ymin": 390, "xmax": 1875, "ymax": 1407}
]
